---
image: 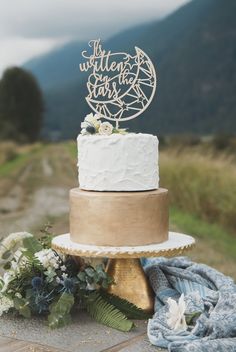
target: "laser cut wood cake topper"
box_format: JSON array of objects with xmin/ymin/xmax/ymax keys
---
[{"xmin": 80, "ymin": 39, "xmax": 157, "ymax": 128}]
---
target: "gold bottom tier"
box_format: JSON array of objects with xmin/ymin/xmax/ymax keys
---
[{"xmin": 70, "ymin": 188, "xmax": 169, "ymax": 246}]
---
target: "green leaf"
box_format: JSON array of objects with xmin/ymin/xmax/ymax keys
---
[
  {"xmin": 101, "ymin": 280, "xmax": 109, "ymax": 289},
  {"xmin": 2, "ymin": 250, "xmax": 12, "ymax": 260},
  {"xmin": 98, "ymin": 271, "xmax": 107, "ymax": 280},
  {"xmin": 14, "ymin": 297, "xmax": 31, "ymax": 319},
  {"xmin": 185, "ymin": 311, "xmax": 201, "ymax": 325},
  {"xmin": 23, "ymin": 237, "xmax": 43, "ymax": 255},
  {"xmin": 3, "ymin": 261, "xmax": 11, "ymax": 270},
  {"xmin": 79, "ymin": 282, "xmax": 87, "ymax": 290},
  {"xmin": 96, "ymin": 264, "xmax": 104, "ymax": 273},
  {"xmin": 93, "ymin": 272, "xmax": 100, "ymax": 283},
  {"xmin": 48, "ymin": 292, "xmax": 74, "ymax": 329},
  {"xmin": 85, "ymin": 267, "xmax": 95, "ymax": 277},
  {"xmin": 100, "ymin": 291, "xmax": 152, "ymax": 320},
  {"xmin": 85, "ymin": 292, "xmax": 134, "ymax": 332},
  {"xmin": 77, "ymin": 271, "xmax": 86, "ymax": 282}
]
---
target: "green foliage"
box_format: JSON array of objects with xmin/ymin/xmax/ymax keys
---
[
  {"xmin": 39, "ymin": 224, "xmax": 53, "ymax": 248},
  {"xmin": 23, "ymin": 237, "xmax": 43, "ymax": 257},
  {"xmin": 212, "ymin": 134, "xmax": 234, "ymax": 151},
  {"xmin": 48, "ymin": 292, "xmax": 74, "ymax": 328},
  {"xmin": 14, "ymin": 297, "xmax": 31, "ymax": 318},
  {"xmin": 185, "ymin": 311, "xmax": 201, "ymax": 325},
  {"xmin": 0, "ymin": 67, "xmax": 44, "ymax": 142},
  {"xmin": 77, "ymin": 264, "xmax": 113, "ymax": 290},
  {"xmin": 170, "ymin": 207, "xmax": 236, "ymax": 259},
  {"xmin": 161, "ymin": 149, "xmax": 236, "ymax": 234},
  {"xmin": 85, "ymin": 292, "xmax": 134, "ymax": 332},
  {"xmin": 100, "ymin": 291, "xmax": 152, "ymax": 320},
  {"xmin": 0, "ymin": 230, "xmax": 149, "ymax": 331},
  {"xmin": 1, "ymin": 250, "xmax": 12, "ymax": 260},
  {"xmin": 3, "ymin": 262, "xmax": 11, "ymax": 270},
  {"xmin": 0, "ymin": 143, "xmax": 44, "ymax": 178}
]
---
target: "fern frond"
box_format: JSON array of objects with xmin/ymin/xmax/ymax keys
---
[
  {"xmin": 100, "ymin": 291, "xmax": 152, "ymax": 320},
  {"xmin": 85, "ymin": 292, "xmax": 134, "ymax": 332}
]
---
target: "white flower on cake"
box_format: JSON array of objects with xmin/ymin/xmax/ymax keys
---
[
  {"xmin": 166, "ymin": 294, "xmax": 187, "ymax": 331},
  {"xmin": 81, "ymin": 113, "xmax": 101, "ymax": 135},
  {"xmin": 98, "ymin": 122, "xmax": 113, "ymax": 136},
  {"xmin": 80, "ymin": 112, "xmax": 127, "ymax": 136}
]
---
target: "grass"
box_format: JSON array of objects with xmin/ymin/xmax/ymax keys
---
[
  {"xmin": 160, "ymin": 148, "xmax": 236, "ymax": 235},
  {"xmin": 0, "ymin": 152, "xmax": 31, "ymax": 178},
  {"xmin": 0, "ymin": 143, "xmax": 45, "ymax": 178},
  {"xmin": 65, "ymin": 140, "xmax": 77, "ymax": 159},
  {"xmin": 170, "ymin": 207, "xmax": 236, "ymax": 260}
]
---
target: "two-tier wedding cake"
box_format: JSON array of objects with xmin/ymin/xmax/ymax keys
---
[
  {"xmin": 69, "ymin": 116, "xmax": 168, "ymax": 246},
  {"xmin": 67, "ymin": 39, "xmax": 169, "ymax": 247}
]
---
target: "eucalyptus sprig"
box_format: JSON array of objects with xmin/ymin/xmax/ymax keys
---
[{"xmin": 77, "ymin": 264, "xmax": 113, "ymax": 290}]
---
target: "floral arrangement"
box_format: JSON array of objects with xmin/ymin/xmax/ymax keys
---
[
  {"xmin": 0, "ymin": 229, "xmax": 150, "ymax": 331},
  {"xmin": 81, "ymin": 113, "xmax": 127, "ymax": 136}
]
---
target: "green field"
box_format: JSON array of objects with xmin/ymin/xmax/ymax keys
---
[{"xmin": 0, "ymin": 141, "xmax": 235, "ymax": 278}]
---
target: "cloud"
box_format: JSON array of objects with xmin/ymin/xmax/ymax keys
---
[
  {"xmin": 0, "ymin": 0, "xmax": 189, "ymax": 39},
  {"xmin": 0, "ymin": 0, "xmax": 190, "ymax": 75},
  {"xmin": 0, "ymin": 37, "xmax": 68, "ymax": 76}
]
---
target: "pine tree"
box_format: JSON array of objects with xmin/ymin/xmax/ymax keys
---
[{"xmin": 0, "ymin": 67, "xmax": 44, "ymax": 142}]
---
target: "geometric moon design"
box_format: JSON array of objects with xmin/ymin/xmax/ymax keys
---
[{"xmin": 80, "ymin": 40, "xmax": 157, "ymax": 127}]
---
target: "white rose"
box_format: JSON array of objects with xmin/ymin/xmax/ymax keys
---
[
  {"xmin": 84, "ymin": 113, "xmax": 101, "ymax": 130},
  {"xmin": 98, "ymin": 122, "xmax": 113, "ymax": 136}
]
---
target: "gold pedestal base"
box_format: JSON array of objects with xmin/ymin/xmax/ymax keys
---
[
  {"xmin": 52, "ymin": 232, "xmax": 195, "ymax": 315},
  {"xmin": 106, "ymin": 258, "xmax": 154, "ymax": 314}
]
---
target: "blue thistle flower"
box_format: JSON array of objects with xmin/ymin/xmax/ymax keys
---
[
  {"xmin": 86, "ymin": 125, "xmax": 96, "ymax": 134},
  {"xmin": 31, "ymin": 277, "xmax": 43, "ymax": 290},
  {"xmin": 62, "ymin": 278, "xmax": 75, "ymax": 293},
  {"xmin": 32, "ymin": 290, "xmax": 54, "ymax": 314}
]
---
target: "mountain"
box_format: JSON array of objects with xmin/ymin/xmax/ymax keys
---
[
  {"xmin": 24, "ymin": 41, "xmax": 87, "ymax": 90},
  {"xmin": 24, "ymin": 0, "xmax": 236, "ymax": 139}
]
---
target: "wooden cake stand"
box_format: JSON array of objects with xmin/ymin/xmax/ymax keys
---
[{"xmin": 52, "ymin": 232, "xmax": 195, "ymax": 314}]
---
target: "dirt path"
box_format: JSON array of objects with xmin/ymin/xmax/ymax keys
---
[{"xmin": 0, "ymin": 144, "xmax": 77, "ymax": 237}]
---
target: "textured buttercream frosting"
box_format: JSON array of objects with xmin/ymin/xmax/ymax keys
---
[{"xmin": 77, "ymin": 133, "xmax": 159, "ymax": 191}]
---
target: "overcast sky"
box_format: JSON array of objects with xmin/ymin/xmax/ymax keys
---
[{"xmin": 0, "ymin": 0, "xmax": 190, "ymax": 76}]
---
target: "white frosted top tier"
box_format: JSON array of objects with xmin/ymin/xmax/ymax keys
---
[{"xmin": 77, "ymin": 133, "xmax": 159, "ymax": 191}]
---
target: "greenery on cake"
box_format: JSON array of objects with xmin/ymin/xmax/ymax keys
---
[
  {"xmin": 0, "ymin": 228, "xmax": 150, "ymax": 331},
  {"xmin": 81, "ymin": 113, "xmax": 127, "ymax": 136}
]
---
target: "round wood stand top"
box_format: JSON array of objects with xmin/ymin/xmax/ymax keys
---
[{"xmin": 52, "ymin": 232, "xmax": 195, "ymax": 258}]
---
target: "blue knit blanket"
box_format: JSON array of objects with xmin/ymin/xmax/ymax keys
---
[{"xmin": 141, "ymin": 257, "xmax": 236, "ymax": 352}]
